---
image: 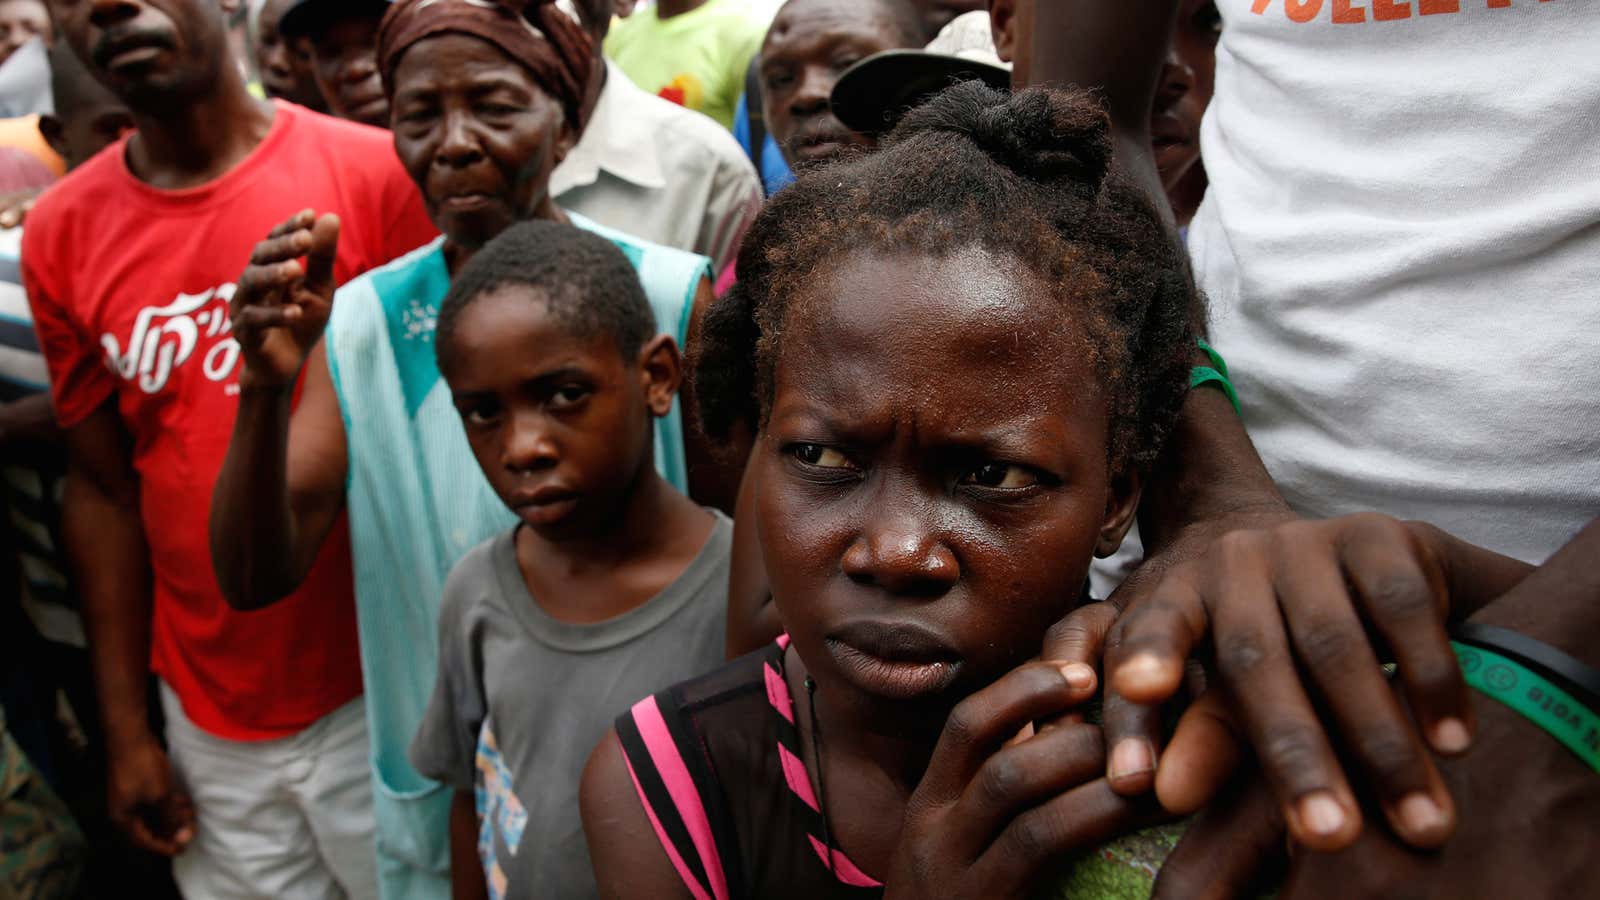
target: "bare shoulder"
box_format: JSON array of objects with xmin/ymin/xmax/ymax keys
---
[{"xmin": 580, "ymin": 728, "xmax": 696, "ymax": 900}]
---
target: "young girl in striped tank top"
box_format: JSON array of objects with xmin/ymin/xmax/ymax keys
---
[{"xmin": 577, "ymin": 82, "xmax": 1204, "ymax": 898}]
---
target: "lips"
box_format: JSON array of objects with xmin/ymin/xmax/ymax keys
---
[
  {"xmin": 440, "ymin": 193, "xmax": 494, "ymax": 213},
  {"xmin": 510, "ymin": 485, "xmax": 580, "ymax": 528},
  {"xmin": 1149, "ymin": 112, "xmax": 1193, "ymax": 149},
  {"xmin": 789, "ymin": 121, "xmax": 856, "ymax": 165},
  {"xmin": 825, "ymin": 621, "xmax": 963, "ymax": 700},
  {"xmin": 92, "ymin": 29, "xmax": 177, "ymax": 73}
]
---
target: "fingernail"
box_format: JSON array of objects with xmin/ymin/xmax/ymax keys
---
[
  {"xmin": 1397, "ymin": 792, "xmax": 1448, "ymax": 838},
  {"xmin": 1116, "ymin": 653, "xmax": 1167, "ymax": 687},
  {"xmin": 1058, "ymin": 663, "xmax": 1095, "ymax": 691},
  {"xmin": 1297, "ymin": 791, "xmax": 1346, "ymax": 838},
  {"xmin": 1109, "ymin": 739, "xmax": 1155, "ymax": 782},
  {"xmin": 1432, "ymin": 717, "xmax": 1471, "ymax": 754}
]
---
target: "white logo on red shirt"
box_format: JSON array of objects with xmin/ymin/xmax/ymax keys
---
[{"xmin": 99, "ymin": 285, "xmax": 241, "ymax": 394}]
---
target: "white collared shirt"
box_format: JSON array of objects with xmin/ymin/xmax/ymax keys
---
[{"xmin": 552, "ymin": 61, "xmax": 761, "ymax": 276}]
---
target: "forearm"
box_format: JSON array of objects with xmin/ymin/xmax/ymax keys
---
[
  {"xmin": 65, "ymin": 469, "xmax": 155, "ymax": 749},
  {"xmin": 209, "ymin": 384, "xmax": 314, "ymax": 609},
  {"xmin": 1468, "ymin": 518, "xmax": 1600, "ymax": 667},
  {"xmin": 1028, "ymin": 0, "xmax": 1180, "ymax": 208},
  {"xmin": 450, "ymin": 789, "xmax": 488, "ymax": 900},
  {"xmin": 1137, "ymin": 386, "xmax": 1291, "ymax": 553}
]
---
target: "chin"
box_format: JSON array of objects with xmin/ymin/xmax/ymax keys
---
[{"xmin": 438, "ymin": 215, "xmax": 510, "ymax": 252}]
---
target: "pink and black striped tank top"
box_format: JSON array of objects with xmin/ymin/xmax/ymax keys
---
[{"xmin": 614, "ymin": 636, "xmax": 883, "ymax": 900}]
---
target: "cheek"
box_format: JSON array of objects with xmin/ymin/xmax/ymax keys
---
[{"xmin": 754, "ymin": 456, "xmax": 856, "ymax": 606}]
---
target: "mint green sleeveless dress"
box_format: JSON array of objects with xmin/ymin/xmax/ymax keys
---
[{"xmin": 325, "ymin": 213, "xmax": 709, "ymax": 900}]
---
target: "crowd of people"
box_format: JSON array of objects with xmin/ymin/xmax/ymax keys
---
[{"xmin": 0, "ymin": 1, "xmax": 1595, "ymax": 899}]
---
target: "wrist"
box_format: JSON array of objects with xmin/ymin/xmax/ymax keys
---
[
  {"xmin": 236, "ymin": 371, "xmax": 298, "ymax": 398},
  {"xmin": 103, "ymin": 713, "xmax": 155, "ymax": 753}
]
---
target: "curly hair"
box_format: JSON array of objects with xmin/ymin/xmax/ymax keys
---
[
  {"xmin": 435, "ymin": 220, "xmax": 655, "ymax": 375},
  {"xmin": 694, "ymin": 82, "xmax": 1200, "ymax": 472}
]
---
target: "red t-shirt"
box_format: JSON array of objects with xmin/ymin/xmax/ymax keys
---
[{"xmin": 22, "ymin": 101, "xmax": 437, "ymax": 741}]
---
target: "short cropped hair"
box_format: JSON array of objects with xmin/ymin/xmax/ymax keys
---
[{"xmin": 435, "ymin": 220, "xmax": 656, "ymax": 371}]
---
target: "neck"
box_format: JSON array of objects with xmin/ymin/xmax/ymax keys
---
[
  {"xmin": 125, "ymin": 61, "xmax": 274, "ymax": 190},
  {"xmin": 654, "ymin": 0, "xmax": 709, "ymax": 19},
  {"xmin": 443, "ymin": 202, "xmax": 568, "ymax": 275}
]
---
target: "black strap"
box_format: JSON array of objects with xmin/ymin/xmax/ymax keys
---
[
  {"xmin": 744, "ymin": 58, "xmax": 766, "ymax": 177},
  {"xmin": 1453, "ymin": 622, "xmax": 1600, "ymax": 708}
]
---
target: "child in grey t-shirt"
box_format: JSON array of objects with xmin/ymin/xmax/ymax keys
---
[{"xmin": 408, "ymin": 221, "xmax": 731, "ymax": 900}]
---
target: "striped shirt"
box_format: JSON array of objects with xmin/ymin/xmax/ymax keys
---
[{"xmin": 0, "ymin": 226, "xmax": 77, "ymax": 647}]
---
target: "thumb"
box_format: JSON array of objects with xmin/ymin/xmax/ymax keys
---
[
  {"xmin": 303, "ymin": 213, "xmax": 341, "ymax": 297},
  {"xmin": 1041, "ymin": 600, "xmax": 1119, "ymax": 669}
]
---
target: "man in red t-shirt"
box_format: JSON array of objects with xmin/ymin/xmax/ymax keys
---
[{"xmin": 23, "ymin": 0, "xmax": 433, "ymax": 895}]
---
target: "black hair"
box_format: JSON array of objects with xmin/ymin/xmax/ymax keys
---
[
  {"xmin": 695, "ymin": 82, "xmax": 1201, "ymax": 473},
  {"xmin": 435, "ymin": 219, "xmax": 656, "ymax": 373}
]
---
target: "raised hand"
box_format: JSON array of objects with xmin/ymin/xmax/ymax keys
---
[
  {"xmin": 106, "ymin": 732, "xmax": 195, "ymax": 857},
  {"xmin": 884, "ymin": 662, "xmax": 1147, "ymax": 900},
  {"xmin": 1050, "ymin": 513, "xmax": 1529, "ymax": 854},
  {"xmin": 231, "ymin": 210, "xmax": 341, "ymax": 390}
]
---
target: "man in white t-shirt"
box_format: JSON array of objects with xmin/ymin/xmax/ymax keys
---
[
  {"xmin": 1004, "ymin": 0, "xmax": 1600, "ymax": 886},
  {"xmin": 1191, "ymin": 0, "xmax": 1599, "ymax": 565}
]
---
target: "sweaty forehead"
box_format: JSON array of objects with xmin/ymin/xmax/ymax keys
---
[
  {"xmin": 780, "ymin": 247, "xmax": 1091, "ymax": 407},
  {"xmin": 765, "ymin": 0, "xmax": 911, "ymax": 55}
]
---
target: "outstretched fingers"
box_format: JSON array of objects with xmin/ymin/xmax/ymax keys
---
[{"xmin": 917, "ymin": 661, "xmax": 1099, "ymax": 809}]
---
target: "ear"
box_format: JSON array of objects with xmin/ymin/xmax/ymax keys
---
[
  {"xmin": 554, "ymin": 119, "xmax": 578, "ymax": 167},
  {"xmin": 989, "ymin": 0, "xmax": 1018, "ymax": 65},
  {"xmin": 1095, "ymin": 468, "xmax": 1142, "ymax": 559},
  {"xmin": 37, "ymin": 115, "xmax": 65, "ymax": 161},
  {"xmin": 637, "ymin": 334, "xmax": 682, "ymax": 419}
]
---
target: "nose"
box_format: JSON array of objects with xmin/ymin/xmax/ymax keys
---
[
  {"xmin": 503, "ymin": 409, "xmax": 559, "ymax": 473},
  {"xmin": 434, "ymin": 109, "xmax": 485, "ymax": 168},
  {"xmin": 89, "ymin": 0, "xmax": 140, "ymax": 29},
  {"xmin": 841, "ymin": 478, "xmax": 959, "ymax": 598},
  {"xmin": 337, "ymin": 47, "xmax": 378, "ymax": 85},
  {"xmin": 789, "ymin": 64, "xmax": 832, "ymax": 117},
  {"xmin": 1155, "ymin": 50, "xmax": 1195, "ymax": 109}
]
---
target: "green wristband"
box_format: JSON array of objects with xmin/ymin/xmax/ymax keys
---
[
  {"xmin": 1196, "ymin": 337, "xmax": 1230, "ymax": 379},
  {"xmin": 1453, "ymin": 641, "xmax": 1600, "ymax": 773},
  {"xmin": 1191, "ymin": 338, "xmax": 1241, "ymax": 415},
  {"xmin": 1190, "ymin": 366, "xmax": 1241, "ymax": 415}
]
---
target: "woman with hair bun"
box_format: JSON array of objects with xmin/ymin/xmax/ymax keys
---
[{"xmin": 579, "ymin": 81, "xmax": 1202, "ymax": 899}]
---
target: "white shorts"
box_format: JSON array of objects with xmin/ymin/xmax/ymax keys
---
[{"xmin": 159, "ymin": 685, "xmax": 378, "ymax": 900}]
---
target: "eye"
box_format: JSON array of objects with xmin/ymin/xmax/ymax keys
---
[
  {"xmin": 548, "ymin": 384, "xmax": 591, "ymax": 410},
  {"xmin": 763, "ymin": 68, "xmax": 795, "ymax": 92},
  {"xmin": 1194, "ymin": 2, "xmax": 1221, "ymax": 36},
  {"xmin": 457, "ymin": 398, "xmax": 502, "ymax": 428},
  {"xmin": 961, "ymin": 462, "xmax": 1038, "ymax": 490},
  {"xmin": 790, "ymin": 443, "xmax": 853, "ymax": 469}
]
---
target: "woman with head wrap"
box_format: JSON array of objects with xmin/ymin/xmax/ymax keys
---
[{"xmin": 211, "ymin": 3, "xmax": 720, "ymax": 896}]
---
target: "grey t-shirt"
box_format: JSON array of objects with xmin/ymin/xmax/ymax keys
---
[{"xmin": 409, "ymin": 513, "xmax": 732, "ymax": 900}]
